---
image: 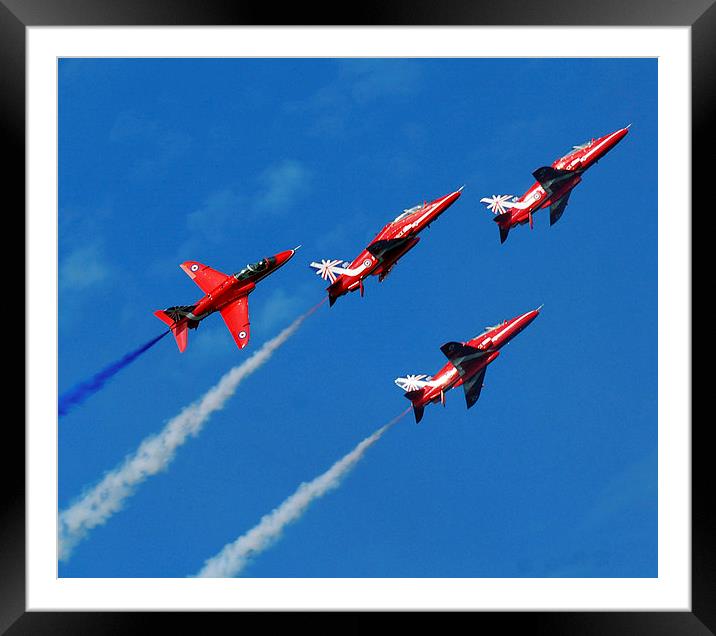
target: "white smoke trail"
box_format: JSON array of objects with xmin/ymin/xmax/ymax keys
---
[
  {"xmin": 195, "ymin": 410, "xmax": 408, "ymax": 577},
  {"xmin": 59, "ymin": 304, "xmax": 322, "ymax": 561}
]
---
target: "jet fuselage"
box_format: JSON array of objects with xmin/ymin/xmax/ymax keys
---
[
  {"xmin": 188, "ymin": 249, "xmax": 295, "ymax": 322},
  {"xmin": 415, "ymin": 307, "xmax": 541, "ymax": 409},
  {"xmin": 484, "ymin": 127, "xmax": 629, "ymax": 241},
  {"xmin": 313, "ymin": 188, "xmax": 463, "ymax": 305}
]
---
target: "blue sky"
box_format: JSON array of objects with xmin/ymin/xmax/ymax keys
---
[{"xmin": 58, "ymin": 58, "xmax": 657, "ymax": 578}]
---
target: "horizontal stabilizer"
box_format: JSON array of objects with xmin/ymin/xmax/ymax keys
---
[
  {"xmin": 309, "ymin": 259, "xmax": 352, "ymax": 284},
  {"xmin": 153, "ymin": 309, "xmax": 174, "ymax": 328},
  {"xmin": 161, "ymin": 304, "xmax": 197, "ymax": 323},
  {"xmin": 491, "ymin": 210, "xmax": 512, "ymax": 244},
  {"xmin": 403, "ymin": 388, "xmax": 424, "ymax": 402},
  {"xmin": 153, "ymin": 310, "xmax": 188, "ymax": 353},
  {"xmin": 397, "ymin": 381, "xmax": 429, "ymax": 424},
  {"xmin": 326, "ymin": 275, "xmax": 348, "ymax": 307}
]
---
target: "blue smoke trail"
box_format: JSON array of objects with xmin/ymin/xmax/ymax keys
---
[{"xmin": 59, "ymin": 331, "xmax": 169, "ymax": 418}]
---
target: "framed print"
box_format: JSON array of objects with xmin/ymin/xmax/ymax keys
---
[{"xmin": 8, "ymin": 0, "xmax": 705, "ymax": 632}]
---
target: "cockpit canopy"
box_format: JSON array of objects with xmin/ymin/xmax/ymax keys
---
[
  {"xmin": 571, "ymin": 138, "xmax": 595, "ymax": 152},
  {"xmin": 393, "ymin": 203, "xmax": 423, "ymax": 223},
  {"xmin": 235, "ymin": 259, "xmax": 268, "ymax": 280},
  {"xmin": 482, "ymin": 320, "xmax": 507, "ymax": 334}
]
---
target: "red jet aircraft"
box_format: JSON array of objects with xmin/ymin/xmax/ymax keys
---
[
  {"xmin": 310, "ymin": 187, "xmax": 463, "ymax": 306},
  {"xmin": 480, "ymin": 126, "xmax": 630, "ymax": 243},
  {"xmin": 395, "ymin": 306, "xmax": 541, "ymax": 423},
  {"xmin": 154, "ymin": 248, "xmax": 298, "ymax": 352}
]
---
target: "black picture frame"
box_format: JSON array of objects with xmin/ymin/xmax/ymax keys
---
[{"xmin": 7, "ymin": 0, "xmax": 705, "ymax": 632}]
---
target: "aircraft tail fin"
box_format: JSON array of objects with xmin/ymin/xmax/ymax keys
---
[
  {"xmin": 395, "ymin": 376, "xmax": 433, "ymax": 424},
  {"xmin": 498, "ymin": 224, "xmax": 510, "ymax": 244},
  {"xmin": 327, "ymin": 277, "xmax": 345, "ymax": 307},
  {"xmin": 401, "ymin": 389, "xmax": 426, "ymax": 424},
  {"xmin": 491, "ymin": 211, "xmax": 512, "ymax": 243},
  {"xmin": 153, "ymin": 309, "xmax": 189, "ymax": 353}
]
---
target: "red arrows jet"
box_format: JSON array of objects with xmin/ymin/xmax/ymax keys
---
[
  {"xmin": 309, "ymin": 187, "xmax": 463, "ymax": 306},
  {"xmin": 481, "ymin": 126, "xmax": 630, "ymax": 243},
  {"xmin": 395, "ymin": 306, "xmax": 541, "ymax": 423},
  {"xmin": 154, "ymin": 248, "xmax": 298, "ymax": 352}
]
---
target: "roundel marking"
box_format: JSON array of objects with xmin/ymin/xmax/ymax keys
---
[
  {"xmin": 363, "ymin": 258, "xmax": 372, "ymax": 268},
  {"xmin": 534, "ymin": 192, "xmax": 542, "ymax": 200},
  {"xmin": 190, "ymin": 264, "xmax": 199, "ymax": 272},
  {"xmin": 238, "ymin": 330, "xmax": 247, "ymax": 339}
]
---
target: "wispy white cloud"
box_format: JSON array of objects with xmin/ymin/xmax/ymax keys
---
[
  {"xmin": 59, "ymin": 204, "xmax": 113, "ymax": 240},
  {"xmin": 285, "ymin": 60, "xmax": 425, "ymax": 138},
  {"xmin": 254, "ymin": 160, "xmax": 311, "ymax": 214},
  {"xmin": 256, "ymin": 287, "xmax": 308, "ymax": 333},
  {"xmin": 59, "ymin": 208, "xmax": 115, "ymax": 328},
  {"xmin": 109, "ymin": 110, "xmax": 192, "ymax": 179},
  {"xmin": 109, "ymin": 111, "xmax": 150, "ymax": 143},
  {"xmin": 340, "ymin": 59, "xmax": 422, "ymax": 103},
  {"xmin": 186, "ymin": 188, "xmax": 245, "ymax": 242},
  {"xmin": 189, "ymin": 322, "xmax": 235, "ymax": 357},
  {"xmin": 581, "ymin": 450, "xmax": 657, "ymax": 530},
  {"xmin": 180, "ymin": 158, "xmax": 310, "ymax": 249},
  {"xmin": 59, "ymin": 244, "xmax": 110, "ymax": 292}
]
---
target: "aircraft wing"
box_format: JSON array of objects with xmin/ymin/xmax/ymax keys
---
[
  {"xmin": 180, "ymin": 261, "xmax": 228, "ymax": 294},
  {"xmin": 219, "ymin": 296, "xmax": 251, "ymax": 349},
  {"xmin": 549, "ymin": 191, "xmax": 571, "ymax": 226},
  {"xmin": 440, "ymin": 341, "xmax": 492, "ymax": 377},
  {"xmin": 366, "ymin": 237, "xmax": 410, "ymax": 260},
  {"xmin": 462, "ymin": 367, "xmax": 487, "ymax": 409},
  {"xmin": 532, "ymin": 166, "xmax": 577, "ymax": 197}
]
